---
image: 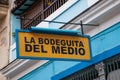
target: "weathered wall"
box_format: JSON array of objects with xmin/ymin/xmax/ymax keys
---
[
  {"xmin": 0, "ymin": 16, "xmax": 9, "ymax": 69},
  {"xmin": 0, "ymin": 0, "xmax": 10, "ymax": 72},
  {"xmin": 0, "ymin": 1, "xmax": 10, "ymax": 80}
]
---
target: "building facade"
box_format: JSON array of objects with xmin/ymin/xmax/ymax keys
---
[
  {"xmin": 1, "ymin": 0, "xmax": 120, "ymax": 80},
  {"xmin": 0, "ymin": 0, "xmax": 10, "ymax": 80}
]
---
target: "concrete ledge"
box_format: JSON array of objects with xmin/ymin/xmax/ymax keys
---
[{"xmin": 0, "ymin": 4, "xmax": 8, "ymax": 19}]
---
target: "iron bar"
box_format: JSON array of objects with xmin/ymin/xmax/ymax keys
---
[
  {"xmin": 17, "ymin": 17, "xmax": 99, "ymax": 35},
  {"xmin": 80, "ymin": 21, "xmax": 84, "ymax": 35},
  {"xmin": 17, "ymin": 17, "xmax": 99, "ymax": 26}
]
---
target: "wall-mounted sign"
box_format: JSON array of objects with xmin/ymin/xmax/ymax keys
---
[{"xmin": 16, "ymin": 28, "xmax": 92, "ymax": 61}]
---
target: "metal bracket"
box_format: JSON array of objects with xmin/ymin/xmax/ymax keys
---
[
  {"xmin": 80, "ymin": 21, "xmax": 84, "ymax": 35},
  {"xmin": 17, "ymin": 17, "xmax": 99, "ymax": 35}
]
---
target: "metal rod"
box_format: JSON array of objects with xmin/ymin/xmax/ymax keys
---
[
  {"xmin": 80, "ymin": 21, "xmax": 84, "ymax": 35},
  {"xmin": 16, "ymin": 17, "xmax": 99, "ymax": 26}
]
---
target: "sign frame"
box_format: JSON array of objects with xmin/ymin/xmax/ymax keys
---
[{"xmin": 16, "ymin": 28, "xmax": 92, "ymax": 61}]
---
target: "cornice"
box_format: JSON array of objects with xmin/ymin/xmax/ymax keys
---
[
  {"xmin": 62, "ymin": 0, "xmax": 120, "ymax": 31},
  {"xmin": 0, "ymin": 59, "xmax": 49, "ymax": 79}
]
